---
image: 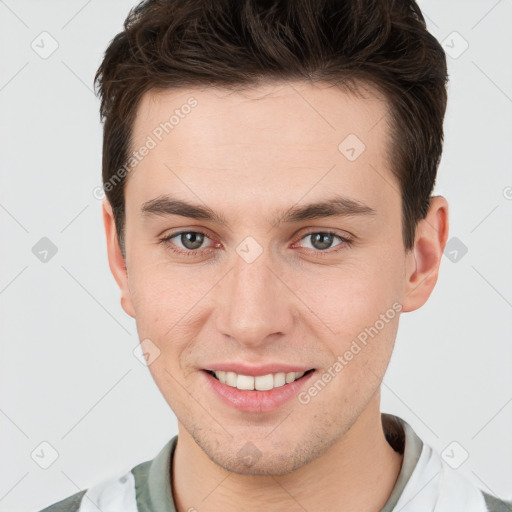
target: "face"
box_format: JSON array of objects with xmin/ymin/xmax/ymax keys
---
[{"xmin": 105, "ymin": 81, "xmax": 428, "ymax": 476}]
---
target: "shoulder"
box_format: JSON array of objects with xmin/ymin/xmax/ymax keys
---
[
  {"xmin": 481, "ymin": 490, "xmax": 512, "ymax": 512},
  {"xmin": 34, "ymin": 437, "xmax": 178, "ymax": 512},
  {"xmin": 35, "ymin": 470, "xmax": 136, "ymax": 512},
  {"xmin": 36, "ymin": 489, "xmax": 87, "ymax": 512}
]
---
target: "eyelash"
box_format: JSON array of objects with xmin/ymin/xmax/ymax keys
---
[{"xmin": 158, "ymin": 229, "xmax": 353, "ymax": 258}]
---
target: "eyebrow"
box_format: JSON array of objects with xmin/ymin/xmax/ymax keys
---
[{"xmin": 140, "ymin": 193, "xmax": 376, "ymax": 225}]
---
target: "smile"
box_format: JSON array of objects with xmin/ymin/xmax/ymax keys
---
[
  {"xmin": 206, "ymin": 369, "xmax": 315, "ymax": 391},
  {"xmin": 202, "ymin": 368, "xmax": 317, "ymax": 413}
]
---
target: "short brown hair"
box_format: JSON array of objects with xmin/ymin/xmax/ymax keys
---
[{"xmin": 95, "ymin": 0, "xmax": 448, "ymax": 256}]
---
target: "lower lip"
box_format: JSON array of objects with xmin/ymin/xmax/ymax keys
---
[{"xmin": 201, "ymin": 370, "xmax": 316, "ymax": 413}]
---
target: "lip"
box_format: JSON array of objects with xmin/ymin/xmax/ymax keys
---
[
  {"xmin": 202, "ymin": 362, "xmax": 313, "ymax": 376},
  {"xmin": 201, "ymin": 368, "xmax": 316, "ymax": 413}
]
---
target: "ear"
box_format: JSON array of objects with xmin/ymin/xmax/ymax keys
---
[
  {"xmin": 402, "ymin": 196, "xmax": 449, "ymax": 313},
  {"xmin": 102, "ymin": 199, "xmax": 136, "ymax": 318}
]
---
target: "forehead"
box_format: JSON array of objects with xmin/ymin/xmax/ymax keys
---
[
  {"xmin": 132, "ymin": 80, "xmax": 389, "ymax": 149},
  {"xmin": 126, "ymin": 81, "xmax": 396, "ymax": 217}
]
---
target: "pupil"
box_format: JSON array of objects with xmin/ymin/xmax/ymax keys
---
[
  {"xmin": 182, "ymin": 232, "xmax": 204, "ymax": 250},
  {"xmin": 312, "ymin": 233, "xmax": 333, "ymax": 250}
]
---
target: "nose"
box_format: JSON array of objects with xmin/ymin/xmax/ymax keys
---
[{"xmin": 214, "ymin": 250, "xmax": 296, "ymax": 348}]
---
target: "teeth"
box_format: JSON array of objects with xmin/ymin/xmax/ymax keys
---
[
  {"xmin": 255, "ymin": 374, "xmax": 273, "ymax": 391},
  {"xmin": 212, "ymin": 370, "xmax": 309, "ymax": 390},
  {"xmin": 226, "ymin": 371, "xmax": 237, "ymax": 387},
  {"xmin": 273, "ymin": 372, "xmax": 286, "ymax": 388},
  {"xmin": 237, "ymin": 374, "xmax": 254, "ymax": 390}
]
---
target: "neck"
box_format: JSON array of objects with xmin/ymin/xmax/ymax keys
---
[{"xmin": 172, "ymin": 395, "xmax": 403, "ymax": 512}]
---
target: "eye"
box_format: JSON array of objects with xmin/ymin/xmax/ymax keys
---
[
  {"xmin": 159, "ymin": 230, "xmax": 217, "ymax": 256},
  {"xmin": 159, "ymin": 229, "xmax": 352, "ymax": 259},
  {"xmin": 296, "ymin": 231, "xmax": 351, "ymax": 252}
]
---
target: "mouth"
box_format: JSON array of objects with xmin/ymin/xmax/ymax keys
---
[
  {"xmin": 203, "ymin": 368, "xmax": 316, "ymax": 391},
  {"xmin": 201, "ymin": 367, "xmax": 317, "ymax": 413}
]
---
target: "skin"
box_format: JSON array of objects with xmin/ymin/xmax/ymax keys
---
[{"xmin": 103, "ymin": 80, "xmax": 449, "ymax": 511}]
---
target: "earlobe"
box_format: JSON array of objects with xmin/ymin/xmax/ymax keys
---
[
  {"xmin": 102, "ymin": 199, "xmax": 136, "ymax": 318},
  {"xmin": 401, "ymin": 196, "xmax": 449, "ymax": 313}
]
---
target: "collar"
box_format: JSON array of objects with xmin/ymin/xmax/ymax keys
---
[{"xmin": 135, "ymin": 412, "xmax": 424, "ymax": 512}]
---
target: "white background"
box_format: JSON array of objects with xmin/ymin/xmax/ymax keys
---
[{"xmin": 0, "ymin": 1, "xmax": 511, "ymax": 510}]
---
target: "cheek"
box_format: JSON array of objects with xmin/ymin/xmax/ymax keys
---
[
  {"xmin": 127, "ymin": 259, "xmax": 183, "ymax": 335},
  {"xmin": 127, "ymin": 254, "xmax": 218, "ymax": 361},
  {"xmin": 290, "ymin": 251, "xmax": 405, "ymax": 340}
]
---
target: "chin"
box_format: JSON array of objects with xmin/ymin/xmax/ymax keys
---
[
  {"xmin": 191, "ymin": 426, "xmax": 332, "ymax": 477},
  {"xmin": 211, "ymin": 449, "xmax": 310, "ymax": 476}
]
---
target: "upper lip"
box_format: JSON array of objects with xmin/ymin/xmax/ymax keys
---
[{"xmin": 203, "ymin": 363, "xmax": 314, "ymax": 376}]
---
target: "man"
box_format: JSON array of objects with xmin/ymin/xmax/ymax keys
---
[{"xmin": 39, "ymin": 0, "xmax": 511, "ymax": 510}]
